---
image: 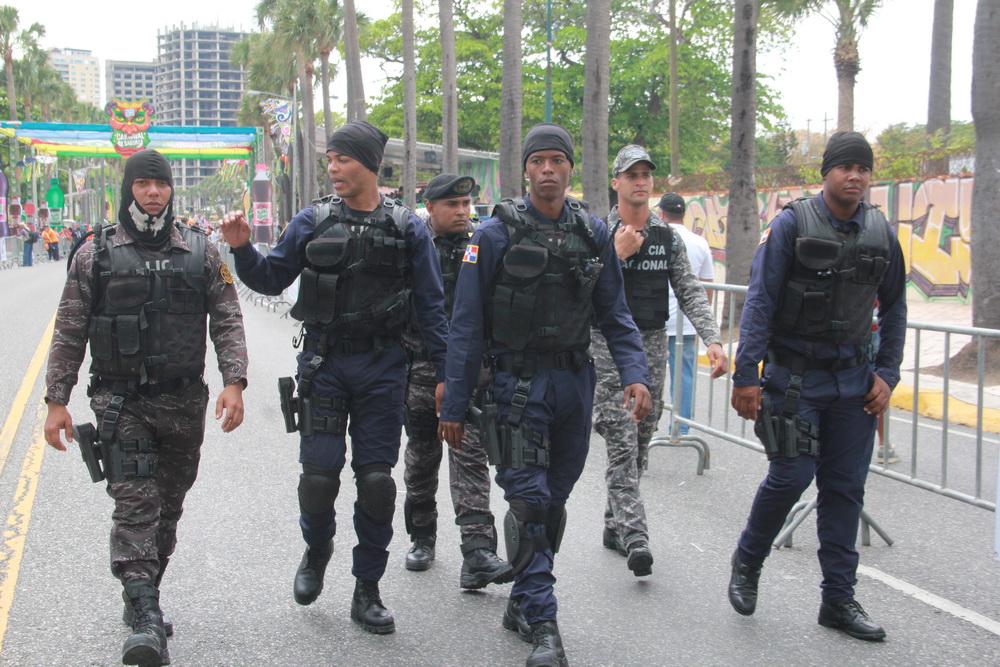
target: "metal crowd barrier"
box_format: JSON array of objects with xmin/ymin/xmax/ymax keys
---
[
  {"xmin": 648, "ymin": 282, "xmax": 999, "ymax": 551},
  {"xmin": 0, "ymin": 236, "xmax": 48, "ymax": 268}
]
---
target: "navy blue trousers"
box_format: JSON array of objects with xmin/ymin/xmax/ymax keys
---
[
  {"xmin": 737, "ymin": 363, "xmax": 877, "ymax": 604},
  {"xmin": 297, "ymin": 343, "xmax": 406, "ymax": 581},
  {"xmin": 493, "ymin": 363, "xmax": 597, "ymax": 625}
]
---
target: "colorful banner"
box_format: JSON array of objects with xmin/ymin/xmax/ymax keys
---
[
  {"xmin": 105, "ymin": 99, "xmax": 155, "ymax": 156},
  {"xmin": 259, "ymin": 98, "xmax": 292, "ymax": 157}
]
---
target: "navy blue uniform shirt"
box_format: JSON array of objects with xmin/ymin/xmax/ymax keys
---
[
  {"xmin": 733, "ymin": 192, "xmax": 907, "ymax": 390},
  {"xmin": 441, "ymin": 196, "xmax": 650, "ymax": 422},
  {"xmin": 232, "ymin": 199, "xmax": 450, "ymax": 381}
]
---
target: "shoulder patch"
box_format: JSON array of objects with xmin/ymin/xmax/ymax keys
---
[
  {"xmin": 220, "ymin": 264, "xmax": 234, "ymax": 284},
  {"xmin": 758, "ymin": 228, "xmax": 771, "ymax": 245},
  {"xmin": 462, "ymin": 244, "xmax": 479, "ymax": 263}
]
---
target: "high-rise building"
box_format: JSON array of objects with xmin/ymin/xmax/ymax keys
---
[
  {"xmin": 156, "ymin": 23, "xmax": 248, "ymax": 188},
  {"xmin": 48, "ymin": 48, "xmax": 102, "ymax": 107},
  {"xmin": 106, "ymin": 60, "xmax": 156, "ymax": 103}
]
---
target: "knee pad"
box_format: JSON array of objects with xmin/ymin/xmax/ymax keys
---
[
  {"xmin": 546, "ymin": 505, "xmax": 567, "ymax": 554},
  {"xmin": 356, "ymin": 464, "xmax": 396, "ymax": 524},
  {"xmin": 503, "ymin": 500, "xmax": 549, "ymax": 576},
  {"xmin": 298, "ymin": 466, "xmax": 341, "ymax": 515}
]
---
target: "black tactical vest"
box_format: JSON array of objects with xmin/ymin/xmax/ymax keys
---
[
  {"xmin": 771, "ymin": 197, "xmax": 893, "ymax": 345},
  {"xmin": 88, "ymin": 223, "xmax": 208, "ymax": 386},
  {"xmin": 611, "ymin": 217, "xmax": 673, "ymax": 330},
  {"xmin": 290, "ymin": 195, "xmax": 411, "ymax": 338},
  {"xmin": 489, "ymin": 198, "xmax": 602, "ymax": 354}
]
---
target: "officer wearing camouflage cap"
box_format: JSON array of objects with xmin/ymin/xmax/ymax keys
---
[
  {"xmin": 592, "ymin": 144, "xmax": 727, "ymax": 577},
  {"xmin": 400, "ymin": 173, "xmax": 513, "ymax": 590}
]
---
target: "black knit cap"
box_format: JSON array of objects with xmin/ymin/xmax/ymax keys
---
[
  {"xmin": 522, "ymin": 123, "xmax": 575, "ymax": 171},
  {"xmin": 820, "ymin": 131, "xmax": 874, "ymax": 177},
  {"xmin": 326, "ymin": 120, "xmax": 389, "ymax": 174}
]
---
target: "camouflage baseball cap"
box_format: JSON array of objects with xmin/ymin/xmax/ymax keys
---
[{"xmin": 612, "ymin": 144, "xmax": 657, "ymax": 177}]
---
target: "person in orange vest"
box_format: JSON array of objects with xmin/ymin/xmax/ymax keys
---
[{"xmin": 41, "ymin": 225, "xmax": 60, "ymax": 261}]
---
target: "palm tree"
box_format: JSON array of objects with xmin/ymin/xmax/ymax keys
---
[
  {"xmin": 971, "ymin": 0, "xmax": 1000, "ymax": 330},
  {"xmin": 14, "ymin": 41, "xmax": 49, "ymax": 121},
  {"xmin": 726, "ymin": 0, "xmax": 759, "ymax": 328},
  {"xmin": 668, "ymin": 0, "xmax": 680, "ymax": 177},
  {"xmin": 439, "ymin": 0, "xmax": 459, "ymax": 173},
  {"xmin": 402, "ymin": 0, "xmax": 417, "ymax": 210},
  {"xmin": 499, "ymin": 0, "xmax": 522, "ymax": 199},
  {"xmin": 343, "ymin": 0, "xmax": 366, "ymax": 121},
  {"xmin": 315, "ymin": 0, "xmax": 343, "ymax": 136},
  {"xmin": 772, "ymin": 0, "xmax": 881, "ymax": 132},
  {"xmin": 0, "ymin": 8, "xmax": 43, "ymax": 121},
  {"xmin": 925, "ymin": 0, "xmax": 953, "ymax": 176},
  {"xmin": 582, "ymin": 0, "xmax": 611, "ymax": 218}
]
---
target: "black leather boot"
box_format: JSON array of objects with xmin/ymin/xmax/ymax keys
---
[
  {"xmin": 818, "ymin": 598, "xmax": 886, "ymax": 641},
  {"xmin": 461, "ymin": 547, "xmax": 514, "ymax": 589},
  {"xmin": 124, "ymin": 556, "xmax": 173, "ymax": 637},
  {"xmin": 625, "ymin": 542, "xmax": 653, "ymax": 577},
  {"xmin": 293, "ymin": 539, "xmax": 334, "ymax": 605},
  {"xmin": 350, "ymin": 579, "xmax": 395, "ymax": 634},
  {"xmin": 502, "ymin": 597, "xmax": 532, "ymax": 643},
  {"xmin": 602, "ymin": 527, "xmax": 626, "ymax": 556},
  {"xmin": 525, "ymin": 621, "xmax": 569, "ymax": 667},
  {"xmin": 121, "ymin": 579, "xmax": 170, "ymax": 667},
  {"xmin": 728, "ymin": 549, "xmax": 761, "ymax": 616},
  {"xmin": 404, "ymin": 535, "xmax": 436, "ymax": 571}
]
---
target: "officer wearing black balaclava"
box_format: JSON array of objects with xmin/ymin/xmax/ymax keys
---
[{"xmin": 118, "ymin": 149, "xmax": 176, "ymax": 249}]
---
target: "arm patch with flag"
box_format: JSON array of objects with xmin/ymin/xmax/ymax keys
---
[
  {"xmin": 463, "ymin": 244, "xmax": 479, "ymax": 263},
  {"xmin": 758, "ymin": 228, "xmax": 771, "ymax": 245}
]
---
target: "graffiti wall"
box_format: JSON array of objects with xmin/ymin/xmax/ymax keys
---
[{"xmin": 679, "ymin": 176, "xmax": 974, "ymax": 302}]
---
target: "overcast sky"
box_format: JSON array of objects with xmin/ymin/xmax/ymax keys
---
[{"xmin": 11, "ymin": 0, "xmax": 977, "ymax": 138}]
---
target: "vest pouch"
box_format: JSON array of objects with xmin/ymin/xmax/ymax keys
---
[
  {"xmin": 290, "ymin": 267, "xmax": 338, "ymax": 325},
  {"xmin": 305, "ymin": 237, "xmax": 350, "ymax": 269},
  {"xmin": 795, "ymin": 237, "xmax": 841, "ymax": 272},
  {"xmin": 502, "ymin": 245, "xmax": 548, "ymax": 281},
  {"xmin": 853, "ymin": 248, "xmax": 889, "ymax": 285},
  {"xmin": 89, "ymin": 316, "xmax": 115, "ymax": 361},
  {"xmin": 105, "ymin": 276, "xmax": 150, "ymax": 311},
  {"xmin": 802, "ymin": 291, "xmax": 829, "ymax": 323},
  {"xmin": 366, "ymin": 236, "xmax": 407, "ymax": 273}
]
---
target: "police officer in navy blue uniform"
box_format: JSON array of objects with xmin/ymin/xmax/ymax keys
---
[
  {"xmin": 440, "ymin": 123, "xmax": 651, "ymax": 667},
  {"xmin": 727, "ymin": 132, "xmax": 906, "ymax": 641},
  {"xmin": 220, "ymin": 121, "xmax": 448, "ymax": 635}
]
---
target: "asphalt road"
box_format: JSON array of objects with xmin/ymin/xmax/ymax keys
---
[{"xmin": 0, "ymin": 260, "xmax": 997, "ymax": 667}]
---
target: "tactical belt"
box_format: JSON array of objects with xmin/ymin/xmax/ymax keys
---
[
  {"xmin": 493, "ymin": 349, "xmax": 588, "ymax": 376},
  {"xmin": 767, "ymin": 350, "xmax": 865, "ymax": 374},
  {"xmin": 89, "ymin": 375, "xmax": 202, "ymax": 399},
  {"xmin": 303, "ymin": 335, "xmax": 399, "ymax": 357}
]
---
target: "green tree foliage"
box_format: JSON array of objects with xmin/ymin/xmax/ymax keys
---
[
  {"xmin": 875, "ymin": 121, "xmax": 975, "ymax": 179},
  {"xmin": 362, "ymin": 0, "xmax": 792, "ymax": 175}
]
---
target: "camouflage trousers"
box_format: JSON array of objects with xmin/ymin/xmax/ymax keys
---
[
  {"xmin": 591, "ymin": 327, "xmax": 668, "ymax": 549},
  {"xmin": 91, "ymin": 383, "xmax": 208, "ymax": 583},
  {"xmin": 403, "ymin": 361, "xmax": 495, "ymax": 548}
]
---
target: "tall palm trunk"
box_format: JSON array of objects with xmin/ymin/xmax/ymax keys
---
[
  {"xmin": 499, "ymin": 0, "xmax": 522, "ymax": 199},
  {"xmin": 320, "ymin": 50, "xmax": 333, "ymax": 136},
  {"xmin": 439, "ymin": 0, "xmax": 459, "ymax": 174},
  {"xmin": 296, "ymin": 52, "xmax": 317, "ymax": 205},
  {"xmin": 725, "ymin": 0, "xmax": 759, "ymax": 329},
  {"xmin": 582, "ymin": 0, "xmax": 611, "ymax": 218},
  {"xmin": 926, "ymin": 0, "xmax": 953, "ymax": 176},
  {"xmin": 343, "ymin": 0, "xmax": 366, "ymax": 121},
  {"xmin": 402, "ymin": 0, "xmax": 417, "ymax": 211},
  {"xmin": 4, "ymin": 57, "xmax": 16, "ymax": 120},
  {"xmin": 833, "ymin": 35, "xmax": 859, "ymax": 132}
]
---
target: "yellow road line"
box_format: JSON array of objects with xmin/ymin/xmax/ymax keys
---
[
  {"xmin": 0, "ymin": 313, "xmax": 55, "ymax": 478},
  {"xmin": 0, "ymin": 400, "xmax": 48, "ymax": 656}
]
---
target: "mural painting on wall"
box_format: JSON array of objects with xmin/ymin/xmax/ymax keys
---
[{"xmin": 680, "ymin": 176, "xmax": 973, "ymax": 302}]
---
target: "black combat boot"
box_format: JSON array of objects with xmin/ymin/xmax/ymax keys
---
[
  {"xmin": 625, "ymin": 541, "xmax": 653, "ymax": 577},
  {"xmin": 350, "ymin": 579, "xmax": 395, "ymax": 634},
  {"xmin": 460, "ymin": 547, "xmax": 514, "ymax": 589},
  {"xmin": 124, "ymin": 556, "xmax": 173, "ymax": 637},
  {"xmin": 602, "ymin": 527, "xmax": 626, "ymax": 556},
  {"xmin": 818, "ymin": 598, "xmax": 886, "ymax": 641},
  {"xmin": 728, "ymin": 549, "xmax": 762, "ymax": 616},
  {"xmin": 404, "ymin": 535, "xmax": 436, "ymax": 571},
  {"xmin": 293, "ymin": 539, "xmax": 334, "ymax": 605},
  {"xmin": 501, "ymin": 597, "xmax": 532, "ymax": 642},
  {"xmin": 525, "ymin": 621, "xmax": 569, "ymax": 667},
  {"xmin": 121, "ymin": 579, "xmax": 170, "ymax": 667}
]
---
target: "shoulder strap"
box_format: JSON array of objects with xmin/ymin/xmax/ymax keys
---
[{"xmin": 312, "ymin": 196, "xmax": 341, "ymax": 238}]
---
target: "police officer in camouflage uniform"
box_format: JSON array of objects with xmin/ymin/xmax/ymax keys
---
[
  {"xmin": 441, "ymin": 124, "xmax": 652, "ymax": 667},
  {"xmin": 401, "ymin": 173, "xmax": 514, "ymax": 589},
  {"xmin": 221, "ymin": 121, "xmax": 448, "ymax": 635},
  {"xmin": 592, "ymin": 145, "xmax": 727, "ymax": 576},
  {"xmin": 43, "ymin": 149, "xmax": 248, "ymax": 667}
]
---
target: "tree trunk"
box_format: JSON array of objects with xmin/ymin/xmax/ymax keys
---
[
  {"xmin": 5, "ymin": 58, "xmax": 16, "ymax": 121},
  {"xmin": 297, "ymin": 54, "xmax": 317, "ymax": 205},
  {"xmin": 439, "ymin": 0, "xmax": 459, "ymax": 174},
  {"xmin": 499, "ymin": 0, "xmax": 523, "ymax": 200},
  {"xmin": 320, "ymin": 50, "xmax": 334, "ymax": 138},
  {"xmin": 725, "ymin": 0, "xmax": 759, "ymax": 330},
  {"xmin": 403, "ymin": 0, "xmax": 417, "ymax": 211},
  {"xmin": 833, "ymin": 36, "xmax": 859, "ymax": 132},
  {"xmin": 669, "ymin": 0, "xmax": 679, "ymax": 177},
  {"xmin": 971, "ymin": 0, "xmax": 1000, "ymax": 330},
  {"xmin": 925, "ymin": 0, "xmax": 954, "ymax": 177},
  {"xmin": 343, "ymin": 0, "xmax": 367, "ymax": 122},
  {"xmin": 582, "ymin": 0, "xmax": 611, "ymax": 219}
]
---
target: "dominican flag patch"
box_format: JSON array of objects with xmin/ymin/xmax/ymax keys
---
[
  {"xmin": 463, "ymin": 244, "xmax": 479, "ymax": 263},
  {"xmin": 758, "ymin": 228, "xmax": 771, "ymax": 245}
]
